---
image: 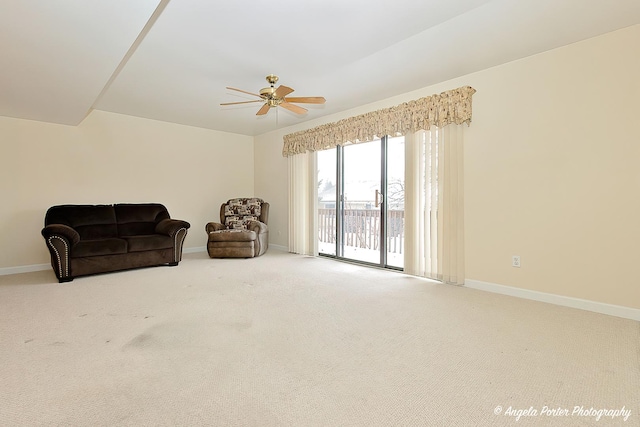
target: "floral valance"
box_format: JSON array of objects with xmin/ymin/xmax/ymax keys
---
[{"xmin": 282, "ymin": 85, "xmax": 476, "ymax": 157}]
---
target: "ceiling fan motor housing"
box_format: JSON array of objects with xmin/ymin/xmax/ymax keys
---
[
  {"xmin": 261, "ymin": 74, "xmax": 280, "ymax": 99},
  {"xmin": 260, "ymin": 75, "xmax": 284, "ymax": 106},
  {"xmin": 259, "ymin": 87, "xmax": 282, "ymax": 107},
  {"xmin": 259, "ymin": 87, "xmax": 276, "ymax": 98}
]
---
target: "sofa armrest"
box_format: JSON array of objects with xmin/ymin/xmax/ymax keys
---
[
  {"xmin": 41, "ymin": 224, "xmax": 80, "ymax": 282},
  {"xmin": 41, "ymin": 224, "xmax": 81, "ymax": 245},
  {"xmin": 156, "ymin": 219, "xmax": 190, "ymax": 263},
  {"xmin": 205, "ymin": 222, "xmax": 226, "ymax": 234},
  {"xmin": 156, "ymin": 218, "xmax": 191, "ymax": 237}
]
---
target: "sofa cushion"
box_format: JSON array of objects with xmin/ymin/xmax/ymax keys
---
[
  {"xmin": 71, "ymin": 238, "xmax": 128, "ymax": 258},
  {"xmin": 45, "ymin": 205, "xmax": 118, "ymax": 240},
  {"xmin": 124, "ymin": 235, "xmax": 174, "ymax": 252},
  {"xmin": 115, "ymin": 203, "xmax": 170, "ymax": 237}
]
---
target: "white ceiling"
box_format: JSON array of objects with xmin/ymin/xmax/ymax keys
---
[{"xmin": 2, "ymin": 0, "xmax": 639, "ymax": 136}]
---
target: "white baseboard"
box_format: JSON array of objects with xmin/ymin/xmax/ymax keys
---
[
  {"xmin": 465, "ymin": 279, "xmax": 640, "ymax": 322},
  {"xmin": 0, "ymin": 246, "xmax": 285, "ymax": 275},
  {"xmin": 184, "ymin": 245, "xmax": 289, "ymax": 254},
  {"xmin": 0, "ymin": 263, "xmax": 50, "ymax": 276},
  {"xmin": 1, "ymin": 247, "xmax": 209, "ymax": 276}
]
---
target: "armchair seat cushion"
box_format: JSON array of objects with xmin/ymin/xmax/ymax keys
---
[
  {"xmin": 125, "ymin": 235, "xmax": 174, "ymax": 252},
  {"xmin": 208, "ymin": 229, "xmax": 257, "ymax": 242},
  {"xmin": 72, "ymin": 238, "xmax": 128, "ymax": 258}
]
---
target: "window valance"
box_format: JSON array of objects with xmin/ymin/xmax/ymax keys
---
[{"xmin": 282, "ymin": 85, "xmax": 476, "ymax": 157}]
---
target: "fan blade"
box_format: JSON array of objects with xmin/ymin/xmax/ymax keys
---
[
  {"xmin": 226, "ymin": 87, "xmax": 261, "ymax": 97},
  {"xmin": 273, "ymin": 85, "xmax": 294, "ymax": 98},
  {"xmin": 283, "ymin": 96, "xmax": 326, "ymax": 104},
  {"xmin": 220, "ymin": 100, "xmax": 263, "ymax": 106},
  {"xmin": 280, "ymin": 102, "xmax": 308, "ymax": 115},
  {"xmin": 256, "ymin": 103, "xmax": 271, "ymax": 115}
]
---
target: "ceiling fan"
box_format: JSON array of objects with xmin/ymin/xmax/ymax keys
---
[{"xmin": 221, "ymin": 74, "xmax": 326, "ymax": 116}]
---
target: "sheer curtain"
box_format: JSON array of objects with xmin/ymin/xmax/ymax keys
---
[
  {"xmin": 288, "ymin": 151, "xmax": 318, "ymax": 255},
  {"xmin": 404, "ymin": 125, "xmax": 465, "ymax": 284}
]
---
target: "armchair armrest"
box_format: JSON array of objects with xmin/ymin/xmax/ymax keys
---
[
  {"xmin": 41, "ymin": 224, "xmax": 80, "ymax": 245},
  {"xmin": 205, "ymin": 222, "xmax": 226, "ymax": 234},
  {"xmin": 248, "ymin": 220, "xmax": 269, "ymax": 256},
  {"xmin": 156, "ymin": 218, "xmax": 191, "ymax": 237},
  {"xmin": 246, "ymin": 220, "xmax": 268, "ymax": 235}
]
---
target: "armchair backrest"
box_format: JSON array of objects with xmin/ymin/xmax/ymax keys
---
[{"xmin": 219, "ymin": 198, "xmax": 269, "ymax": 230}]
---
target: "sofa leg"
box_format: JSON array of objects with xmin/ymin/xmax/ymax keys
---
[
  {"xmin": 167, "ymin": 262, "xmax": 178, "ymax": 266},
  {"xmin": 58, "ymin": 276, "xmax": 74, "ymax": 283}
]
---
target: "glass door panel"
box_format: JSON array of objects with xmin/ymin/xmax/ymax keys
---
[
  {"xmin": 385, "ymin": 136, "xmax": 405, "ymax": 268},
  {"xmin": 342, "ymin": 141, "xmax": 381, "ymax": 264},
  {"xmin": 317, "ymin": 148, "xmax": 337, "ymax": 256}
]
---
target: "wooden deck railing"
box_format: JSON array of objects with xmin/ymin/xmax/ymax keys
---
[{"xmin": 318, "ymin": 208, "xmax": 404, "ymax": 254}]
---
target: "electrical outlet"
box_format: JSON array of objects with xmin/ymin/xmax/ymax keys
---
[{"xmin": 512, "ymin": 256, "xmax": 521, "ymax": 268}]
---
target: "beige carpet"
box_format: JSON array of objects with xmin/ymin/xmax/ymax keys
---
[{"xmin": 0, "ymin": 250, "xmax": 638, "ymax": 426}]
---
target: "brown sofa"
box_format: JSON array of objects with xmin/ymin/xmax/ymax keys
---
[
  {"xmin": 206, "ymin": 198, "xmax": 268, "ymax": 258},
  {"xmin": 41, "ymin": 203, "xmax": 190, "ymax": 282}
]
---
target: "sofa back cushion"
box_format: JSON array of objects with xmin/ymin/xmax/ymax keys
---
[
  {"xmin": 45, "ymin": 205, "xmax": 118, "ymax": 240},
  {"xmin": 115, "ymin": 203, "xmax": 170, "ymax": 236}
]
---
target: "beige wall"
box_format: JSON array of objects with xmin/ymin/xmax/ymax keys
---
[
  {"xmin": 0, "ymin": 110, "xmax": 254, "ymax": 268},
  {"xmin": 463, "ymin": 25, "xmax": 639, "ymax": 308},
  {"xmin": 253, "ymin": 24, "xmax": 640, "ymax": 309},
  {"xmin": 2, "ymin": 25, "xmax": 638, "ymax": 309}
]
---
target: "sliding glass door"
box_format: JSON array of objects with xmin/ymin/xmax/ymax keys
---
[{"xmin": 318, "ymin": 136, "xmax": 404, "ymax": 269}]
